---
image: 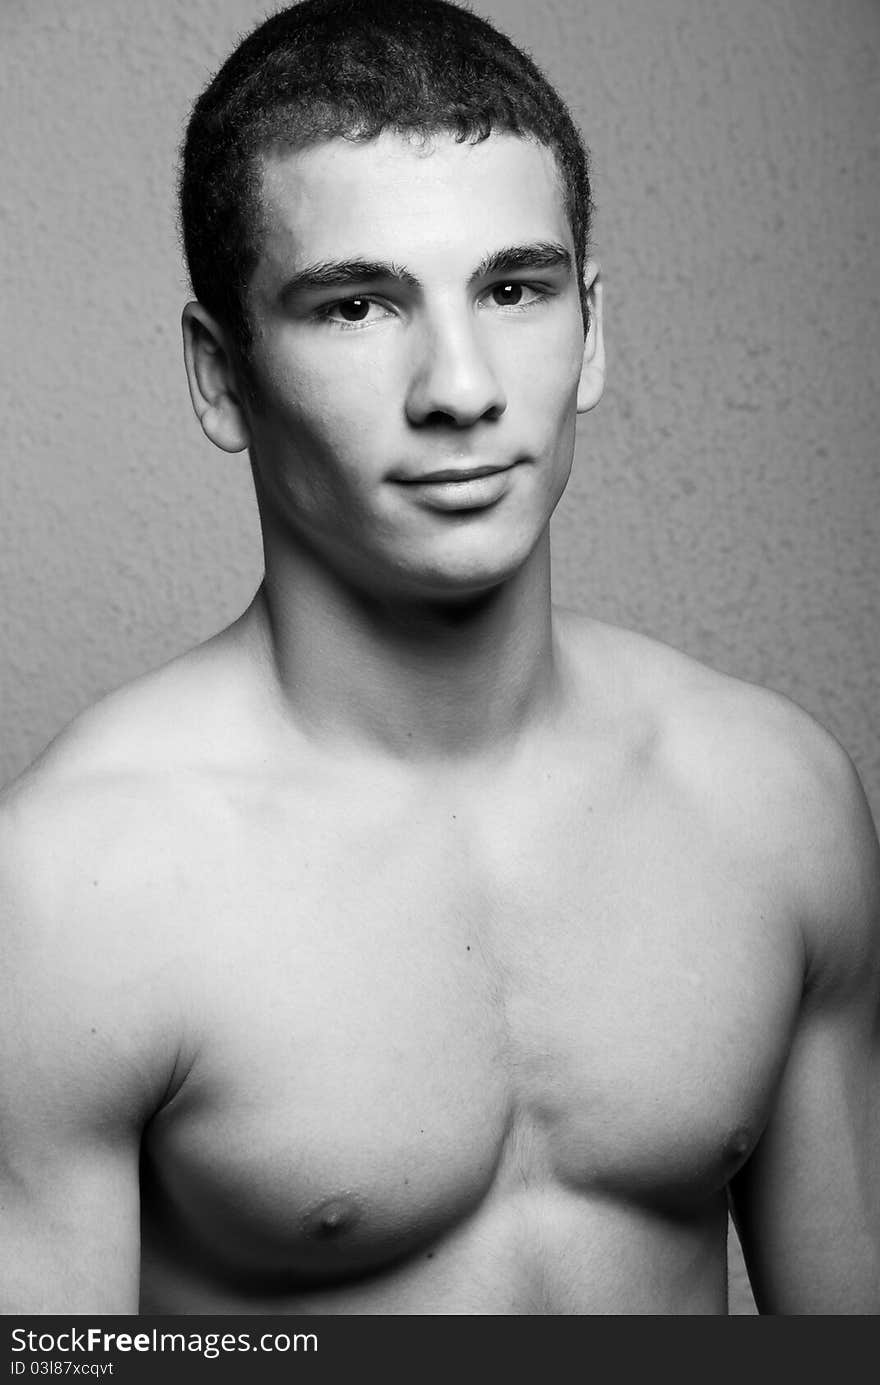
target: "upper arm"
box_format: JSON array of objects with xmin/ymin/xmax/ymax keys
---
[
  {"xmin": 1, "ymin": 1093, "xmax": 142, "ymax": 1314},
  {"xmin": 0, "ymin": 788, "xmax": 160, "ymax": 1313},
  {"xmin": 729, "ymin": 732, "xmax": 880, "ymax": 1314}
]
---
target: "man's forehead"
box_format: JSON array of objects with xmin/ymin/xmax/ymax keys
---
[{"xmin": 253, "ymin": 130, "xmax": 573, "ymax": 276}]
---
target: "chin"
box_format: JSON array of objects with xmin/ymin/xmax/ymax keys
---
[{"xmin": 384, "ymin": 536, "xmax": 542, "ymax": 605}]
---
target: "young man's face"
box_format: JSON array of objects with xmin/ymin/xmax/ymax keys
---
[{"xmin": 241, "ymin": 130, "xmax": 602, "ymax": 601}]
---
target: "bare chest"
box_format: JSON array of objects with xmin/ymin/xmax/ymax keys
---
[{"xmin": 141, "ymin": 772, "xmax": 802, "ymax": 1286}]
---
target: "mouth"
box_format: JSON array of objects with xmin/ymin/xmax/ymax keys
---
[
  {"xmin": 390, "ymin": 461, "xmax": 519, "ymax": 512},
  {"xmin": 394, "ymin": 463, "xmax": 514, "ymax": 485}
]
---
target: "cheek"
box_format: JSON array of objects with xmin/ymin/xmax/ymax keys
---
[
  {"xmin": 252, "ymin": 367, "xmax": 385, "ymax": 499},
  {"xmin": 503, "ymin": 313, "xmax": 584, "ymax": 401},
  {"xmin": 264, "ymin": 347, "xmax": 395, "ymax": 451},
  {"xmin": 509, "ymin": 348, "xmax": 582, "ymax": 457}
]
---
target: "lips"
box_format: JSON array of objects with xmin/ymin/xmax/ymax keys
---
[
  {"xmin": 394, "ymin": 463, "xmax": 513, "ymax": 484},
  {"xmin": 390, "ymin": 462, "xmax": 518, "ymax": 512}
]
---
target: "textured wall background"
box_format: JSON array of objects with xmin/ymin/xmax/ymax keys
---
[{"xmin": 2, "ymin": 0, "xmax": 879, "ymax": 1316}]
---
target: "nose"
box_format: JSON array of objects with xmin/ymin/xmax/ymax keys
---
[{"xmin": 404, "ymin": 311, "xmax": 507, "ymax": 428}]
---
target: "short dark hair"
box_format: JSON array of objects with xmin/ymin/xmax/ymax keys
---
[{"xmin": 179, "ymin": 0, "xmax": 594, "ymax": 359}]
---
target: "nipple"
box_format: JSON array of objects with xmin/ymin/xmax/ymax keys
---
[
  {"xmin": 302, "ymin": 1194, "xmax": 361, "ymax": 1240},
  {"xmin": 723, "ymin": 1126, "xmax": 753, "ymax": 1173}
]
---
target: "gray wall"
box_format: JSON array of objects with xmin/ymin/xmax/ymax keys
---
[{"xmin": 2, "ymin": 0, "xmax": 879, "ymax": 1316}]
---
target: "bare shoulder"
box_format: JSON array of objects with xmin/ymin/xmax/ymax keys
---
[
  {"xmin": 0, "ymin": 639, "xmax": 252, "ymax": 1119},
  {"xmin": 0, "ymin": 607, "xmax": 281, "ymax": 959},
  {"xmin": 1, "ymin": 641, "xmax": 226, "ymax": 893},
  {"xmin": 558, "ymin": 608, "xmax": 880, "ymax": 983},
  {"xmin": 0, "ymin": 769, "xmax": 178, "ymax": 1133}
]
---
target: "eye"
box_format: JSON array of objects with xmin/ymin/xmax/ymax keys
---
[
  {"xmin": 335, "ymin": 297, "xmax": 371, "ymax": 322},
  {"xmin": 492, "ymin": 283, "xmax": 525, "ymax": 307},
  {"xmin": 483, "ymin": 282, "xmax": 545, "ymax": 311},
  {"xmin": 318, "ymin": 297, "xmax": 393, "ymax": 329}
]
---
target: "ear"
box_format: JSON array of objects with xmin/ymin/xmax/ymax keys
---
[
  {"xmin": 576, "ymin": 261, "xmax": 605, "ymax": 414},
  {"xmin": 181, "ymin": 302, "xmax": 251, "ymax": 453}
]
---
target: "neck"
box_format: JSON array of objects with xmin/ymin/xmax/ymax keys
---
[{"xmin": 243, "ymin": 534, "xmax": 561, "ymax": 763}]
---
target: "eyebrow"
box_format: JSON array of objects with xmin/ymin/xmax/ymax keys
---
[
  {"xmin": 279, "ymin": 258, "xmax": 419, "ymax": 301},
  {"xmin": 279, "ymin": 242, "xmax": 572, "ymax": 302},
  {"xmin": 473, "ymin": 242, "xmax": 572, "ymax": 280}
]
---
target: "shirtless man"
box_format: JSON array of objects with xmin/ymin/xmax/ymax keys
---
[{"xmin": 2, "ymin": 0, "xmax": 879, "ymax": 1316}]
